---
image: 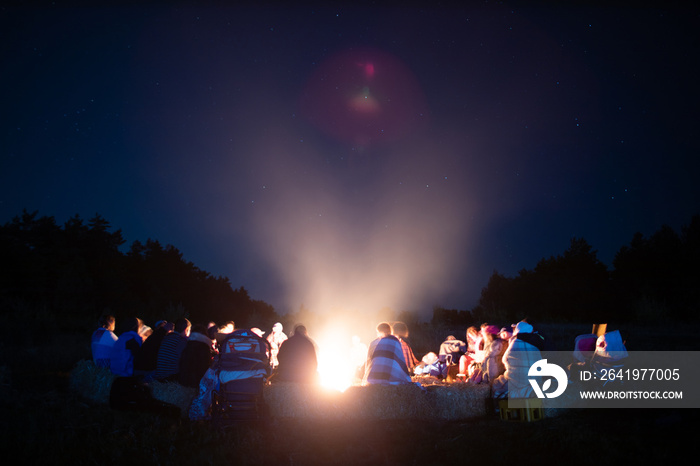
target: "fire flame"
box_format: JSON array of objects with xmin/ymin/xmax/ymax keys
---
[
  {"xmin": 317, "ymin": 345, "xmax": 355, "ymax": 392},
  {"xmin": 315, "ymin": 332, "xmax": 368, "ymax": 392}
]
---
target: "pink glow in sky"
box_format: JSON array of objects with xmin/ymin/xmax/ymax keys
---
[{"xmin": 300, "ymin": 48, "xmax": 429, "ymax": 148}]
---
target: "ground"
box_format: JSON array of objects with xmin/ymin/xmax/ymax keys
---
[
  {"xmin": 0, "ymin": 324, "xmax": 696, "ymax": 464},
  {"xmin": 0, "ymin": 367, "xmax": 694, "ymax": 465}
]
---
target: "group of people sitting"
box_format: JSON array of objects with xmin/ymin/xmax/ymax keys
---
[
  {"xmin": 266, "ymin": 320, "xmax": 419, "ymax": 387},
  {"xmin": 90, "ymin": 314, "xmax": 274, "ymax": 389},
  {"xmin": 91, "ymin": 313, "xmax": 550, "ymax": 402},
  {"xmin": 412, "ymin": 320, "xmax": 547, "ymax": 398}
]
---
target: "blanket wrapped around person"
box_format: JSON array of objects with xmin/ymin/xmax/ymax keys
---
[{"xmin": 363, "ymin": 335, "xmax": 414, "ymax": 385}]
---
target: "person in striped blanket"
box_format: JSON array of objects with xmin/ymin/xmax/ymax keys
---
[{"xmin": 362, "ymin": 322, "xmax": 413, "ymax": 385}]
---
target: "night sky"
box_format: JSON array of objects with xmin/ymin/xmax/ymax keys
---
[{"xmin": 3, "ymin": 3, "xmax": 699, "ymax": 319}]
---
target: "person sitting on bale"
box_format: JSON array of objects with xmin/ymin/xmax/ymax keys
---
[
  {"xmin": 266, "ymin": 322, "xmax": 288, "ymax": 369},
  {"xmin": 110, "ymin": 317, "xmax": 145, "ymax": 377},
  {"xmin": 458, "ymin": 326, "xmax": 481, "ymax": 376},
  {"xmin": 155, "ymin": 317, "xmax": 191, "ymax": 382},
  {"xmin": 470, "ymin": 324, "xmax": 507, "ymax": 384},
  {"xmin": 363, "ymin": 322, "xmax": 413, "ymax": 385},
  {"xmin": 133, "ymin": 320, "xmax": 174, "ymax": 379},
  {"xmin": 491, "ymin": 320, "xmax": 544, "ymax": 398},
  {"xmin": 179, "ymin": 323, "xmax": 215, "ymax": 388},
  {"xmin": 270, "ymin": 325, "xmax": 319, "ymax": 384},
  {"xmin": 91, "ymin": 314, "xmax": 117, "ymax": 369},
  {"xmin": 392, "ymin": 321, "xmax": 419, "ymax": 373},
  {"xmin": 439, "ymin": 334, "xmax": 466, "ymax": 366}
]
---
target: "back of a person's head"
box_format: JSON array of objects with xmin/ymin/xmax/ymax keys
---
[
  {"xmin": 191, "ymin": 323, "xmax": 208, "ymax": 336},
  {"xmin": 98, "ymin": 314, "xmax": 115, "ymax": 329},
  {"xmin": 376, "ymin": 322, "xmax": 391, "ymax": 336},
  {"xmin": 392, "ymin": 321, "xmax": 409, "ymax": 339},
  {"xmin": 119, "ymin": 317, "xmax": 141, "ymax": 334},
  {"xmin": 293, "ymin": 325, "xmax": 308, "ymax": 337},
  {"xmin": 174, "ymin": 318, "xmax": 191, "ymax": 334}
]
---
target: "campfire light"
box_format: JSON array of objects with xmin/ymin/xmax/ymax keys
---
[
  {"xmin": 314, "ymin": 330, "xmax": 365, "ymax": 392},
  {"xmin": 317, "ymin": 344, "xmax": 355, "ymax": 392}
]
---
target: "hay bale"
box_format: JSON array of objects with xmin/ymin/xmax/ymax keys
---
[
  {"xmin": 264, "ymin": 381, "xmax": 490, "ymax": 421},
  {"xmin": 424, "ymin": 383, "xmax": 491, "ymax": 420},
  {"xmin": 70, "ymin": 359, "xmax": 196, "ymax": 417},
  {"xmin": 149, "ymin": 380, "xmax": 197, "ymax": 418},
  {"xmin": 69, "ymin": 359, "xmax": 116, "ymax": 404},
  {"xmin": 342, "ymin": 383, "xmax": 431, "ymax": 420},
  {"xmin": 69, "ymin": 361, "xmax": 497, "ymax": 421},
  {"xmin": 264, "ymin": 382, "xmax": 345, "ymax": 419}
]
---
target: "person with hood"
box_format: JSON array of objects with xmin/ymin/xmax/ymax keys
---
[
  {"xmin": 492, "ymin": 320, "xmax": 544, "ymax": 398},
  {"xmin": 363, "ymin": 322, "xmax": 413, "ymax": 385}
]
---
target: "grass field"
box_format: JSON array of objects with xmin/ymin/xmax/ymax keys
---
[
  {"xmin": 1, "ymin": 371, "xmax": 693, "ymax": 465},
  {"xmin": 1, "ymin": 322, "xmax": 696, "ymax": 465}
]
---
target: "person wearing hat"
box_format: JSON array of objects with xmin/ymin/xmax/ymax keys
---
[{"xmin": 266, "ymin": 322, "xmax": 288, "ymax": 369}]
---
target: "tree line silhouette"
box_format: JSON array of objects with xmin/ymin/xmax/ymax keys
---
[
  {"xmin": 433, "ymin": 214, "xmax": 700, "ymax": 325},
  {"xmin": 0, "ymin": 210, "xmax": 279, "ymax": 334},
  {"xmin": 1, "ymin": 210, "xmax": 699, "ymax": 334}
]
